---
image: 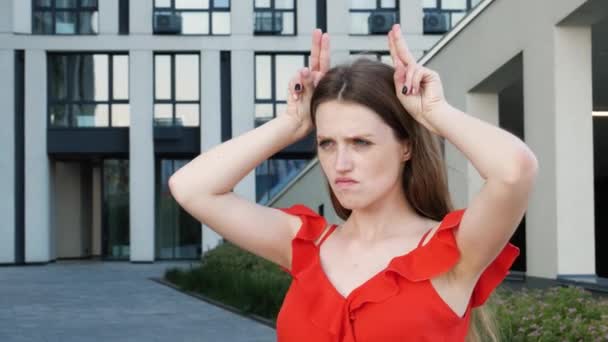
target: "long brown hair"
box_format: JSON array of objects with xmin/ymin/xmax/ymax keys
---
[{"xmin": 309, "ymin": 58, "xmax": 499, "ymax": 342}]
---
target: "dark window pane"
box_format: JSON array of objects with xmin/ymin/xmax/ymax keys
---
[
  {"xmin": 103, "ymin": 159, "xmax": 130, "ymax": 260},
  {"xmin": 81, "ymin": 0, "xmax": 98, "ymax": 7},
  {"xmin": 73, "ymin": 104, "xmax": 109, "ymax": 127},
  {"xmin": 34, "ymin": 0, "xmax": 52, "ymax": 8},
  {"xmin": 255, "ymin": 55, "xmax": 271, "ymax": 99},
  {"xmin": 55, "ymin": 11, "xmax": 77, "ymax": 34},
  {"xmin": 113, "ymin": 55, "xmax": 129, "ymax": 100},
  {"xmin": 56, "ymin": 0, "xmax": 77, "ymax": 8},
  {"xmin": 175, "ymin": 54, "xmax": 199, "ymax": 101},
  {"xmin": 49, "ymin": 55, "xmax": 69, "ymax": 100},
  {"xmin": 274, "ymin": 0, "xmax": 294, "ymax": 9},
  {"xmin": 72, "ymin": 55, "xmax": 108, "ymax": 101},
  {"xmin": 111, "ymin": 104, "xmax": 130, "ymax": 127},
  {"xmin": 79, "ymin": 11, "xmax": 99, "ymax": 34},
  {"xmin": 176, "ymin": 104, "xmax": 199, "ymax": 126},
  {"xmin": 212, "ymin": 12, "xmax": 230, "ymax": 34},
  {"xmin": 154, "ymin": 55, "xmax": 172, "ymax": 100},
  {"xmin": 176, "ymin": 0, "xmax": 208, "ymax": 9},
  {"xmin": 181, "ymin": 12, "xmax": 209, "ymax": 34},
  {"xmin": 50, "ymin": 105, "xmax": 70, "ymax": 127},
  {"xmin": 214, "ymin": 0, "xmax": 230, "ymax": 8},
  {"xmin": 33, "ymin": 11, "xmax": 53, "ymax": 33}
]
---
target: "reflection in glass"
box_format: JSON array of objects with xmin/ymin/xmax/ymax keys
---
[
  {"xmin": 256, "ymin": 159, "xmax": 310, "ymax": 203},
  {"xmin": 113, "ymin": 55, "xmax": 129, "ymax": 100},
  {"xmin": 157, "ymin": 159, "xmax": 201, "ymax": 259},
  {"xmin": 176, "ymin": 104, "xmax": 199, "ymax": 126},
  {"xmin": 56, "ymin": 0, "xmax": 77, "ymax": 8},
  {"xmin": 155, "ymin": 55, "xmax": 172, "ymax": 99},
  {"xmin": 275, "ymin": 55, "xmax": 305, "ymax": 101},
  {"xmin": 50, "ymin": 105, "xmax": 69, "ymax": 127},
  {"xmin": 33, "ymin": 12, "xmax": 53, "ymax": 33},
  {"xmin": 175, "ymin": 55, "xmax": 199, "ymax": 101},
  {"xmin": 72, "ymin": 55, "xmax": 108, "ymax": 101},
  {"xmin": 79, "ymin": 11, "xmax": 99, "ymax": 34},
  {"xmin": 55, "ymin": 11, "xmax": 77, "ymax": 33},
  {"xmin": 212, "ymin": 12, "xmax": 230, "ymax": 34},
  {"xmin": 350, "ymin": 12, "xmax": 369, "ymax": 34},
  {"xmin": 214, "ymin": 0, "xmax": 230, "ymax": 8},
  {"xmin": 103, "ymin": 159, "xmax": 130, "ymax": 260},
  {"xmin": 255, "ymin": 55, "xmax": 272, "ymax": 99},
  {"xmin": 181, "ymin": 12, "xmax": 209, "ymax": 34},
  {"xmin": 73, "ymin": 104, "xmax": 109, "ymax": 127},
  {"xmin": 112, "ymin": 104, "xmax": 130, "ymax": 127}
]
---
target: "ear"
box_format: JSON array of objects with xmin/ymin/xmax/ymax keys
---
[{"xmin": 400, "ymin": 140, "xmax": 412, "ymax": 162}]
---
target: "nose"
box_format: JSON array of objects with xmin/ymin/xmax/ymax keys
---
[{"xmin": 335, "ymin": 146, "xmax": 353, "ymax": 172}]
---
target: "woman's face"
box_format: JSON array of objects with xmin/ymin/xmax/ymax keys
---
[{"xmin": 315, "ymin": 100, "xmax": 410, "ymax": 210}]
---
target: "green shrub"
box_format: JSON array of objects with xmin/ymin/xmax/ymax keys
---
[{"xmin": 165, "ymin": 242, "xmax": 608, "ymax": 340}]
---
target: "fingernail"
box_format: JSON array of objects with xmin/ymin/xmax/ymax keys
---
[
  {"xmin": 401, "ymin": 85, "xmax": 408, "ymax": 95},
  {"xmin": 295, "ymin": 83, "xmax": 301, "ymax": 91}
]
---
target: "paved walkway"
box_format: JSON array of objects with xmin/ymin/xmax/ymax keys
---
[{"xmin": 0, "ymin": 261, "xmax": 276, "ymax": 342}]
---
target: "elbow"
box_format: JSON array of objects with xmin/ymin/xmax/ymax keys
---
[
  {"xmin": 168, "ymin": 175, "xmax": 187, "ymax": 205},
  {"xmin": 503, "ymin": 149, "xmax": 539, "ymax": 185}
]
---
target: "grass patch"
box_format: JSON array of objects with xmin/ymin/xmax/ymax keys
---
[{"xmin": 165, "ymin": 242, "xmax": 608, "ymax": 340}]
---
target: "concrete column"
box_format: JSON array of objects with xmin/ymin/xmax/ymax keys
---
[
  {"xmin": 129, "ymin": 50, "xmax": 155, "ymax": 262},
  {"xmin": 464, "ymin": 93, "xmax": 499, "ymax": 202},
  {"xmin": 13, "ymin": 0, "xmax": 31, "ymax": 34},
  {"xmin": 522, "ymin": 25, "xmax": 595, "ymax": 278},
  {"xmin": 25, "ymin": 49, "xmax": 51, "ymax": 263},
  {"xmin": 0, "ymin": 50, "xmax": 15, "ymax": 263},
  {"xmin": 231, "ymin": 0, "xmax": 253, "ymax": 36},
  {"xmin": 200, "ymin": 50, "xmax": 222, "ymax": 254},
  {"xmin": 130, "ymin": 0, "xmax": 153, "ymax": 35},
  {"xmin": 402, "ymin": 0, "xmax": 422, "ymax": 35},
  {"xmin": 297, "ymin": 0, "xmax": 316, "ymax": 34},
  {"xmin": 327, "ymin": 0, "xmax": 349, "ymax": 35},
  {"xmin": 0, "ymin": 0, "xmax": 13, "ymax": 33},
  {"xmin": 99, "ymin": 0, "xmax": 119, "ymax": 34}
]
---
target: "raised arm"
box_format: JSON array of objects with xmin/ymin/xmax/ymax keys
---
[{"xmin": 168, "ymin": 30, "xmax": 330, "ymax": 270}]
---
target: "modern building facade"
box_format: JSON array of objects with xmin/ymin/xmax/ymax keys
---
[
  {"xmin": 271, "ymin": 0, "xmax": 608, "ymax": 288},
  {"xmin": 0, "ymin": 0, "xmax": 483, "ymax": 264}
]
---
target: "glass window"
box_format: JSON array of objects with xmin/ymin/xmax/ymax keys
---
[
  {"xmin": 154, "ymin": 53, "xmax": 200, "ymax": 127},
  {"xmin": 256, "ymin": 159, "xmax": 309, "ymax": 204},
  {"xmin": 48, "ymin": 53, "xmax": 129, "ymax": 128},
  {"xmin": 254, "ymin": 53, "xmax": 307, "ymax": 123},
  {"xmin": 442, "ymin": 0, "xmax": 467, "ymax": 10},
  {"xmin": 350, "ymin": 0, "xmax": 398, "ymax": 35},
  {"xmin": 423, "ymin": 0, "xmax": 474, "ymax": 34},
  {"xmin": 153, "ymin": 0, "xmax": 230, "ymax": 35},
  {"xmin": 254, "ymin": 0, "xmax": 296, "ymax": 35},
  {"xmin": 33, "ymin": 0, "xmax": 99, "ymax": 34},
  {"xmin": 350, "ymin": 51, "xmax": 392, "ymax": 66}
]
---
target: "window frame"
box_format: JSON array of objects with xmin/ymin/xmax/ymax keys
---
[
  {"xmin": 422, "ymin": 0, "xmax": 476, "ymax": 34},
  {"xmin": 253, "ymin": 0, "xmax": 298, "ymax": 36},
  {"xmin": 349, "ymin": 0, "xmax": 400, "ymax": 36},
  {"xmin": 350, "ymin": 50, "xmax": 392, "ymax": 64},
  {"xmin": 153, "ymin": 52, "xmax": 202, "ymax": 127},
  {"xmin": 254, "ymin": 52, "xmax": 309, "ymax": 124},
  {"xmin": 152, "ymin": 0, "xmax": 231, "ymax": 36},
  {"xmin": 32, "ymin": 0, "xmax": 99, "ymax": 35},
  {"xmin": 47, "ymin": 51, "xmax": 130, "ymax": 128}
]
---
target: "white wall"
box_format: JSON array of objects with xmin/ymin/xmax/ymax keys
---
[{"xmin": 0, "ymin": 50, "xmax": 15, "ymax": 263}]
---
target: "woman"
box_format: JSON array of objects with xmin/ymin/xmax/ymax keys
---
[{"xmin": 169, "ymin": 24, "xmax": 538, "ymax": 341}]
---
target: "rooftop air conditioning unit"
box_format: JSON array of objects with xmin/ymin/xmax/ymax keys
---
[
  {"xmin": 154, "ymin": 12, "xmax": 182, "ymax": 34},
  {"xmin": 367, "ymin": 11, "xmax": 396, "ymax": 34},
  {"xmin": 254, "ymin": 11, "xmax": 283, "ymax": 34},
  {"xmin": 423, "ymin": 11, "xmax": 449, "ymax": 34}
]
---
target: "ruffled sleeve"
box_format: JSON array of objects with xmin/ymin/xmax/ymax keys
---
[{"xmin": 276, "ymin": 204, "xmax": 328, "ymax": 277}]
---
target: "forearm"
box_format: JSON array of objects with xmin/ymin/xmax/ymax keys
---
[
  {"xmin": 428, "ymin": 102, "xmax": 538, "ymax": 182},
  {"xmin": 169, "ymin": 115, "xmax": 305, "ymax": 200}
]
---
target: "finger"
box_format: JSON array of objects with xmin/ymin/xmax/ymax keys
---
[
  {"xmin": 310, "ymin": 29, "xmax": 322, "ymax": 72},
  {"xmin": 288, "ymin": 74, "xmax": 302, "ymax": 100},
  {"xmin": 410, "ymin": 66, "xmax": 423, "ymax": 95},
  {"xmin": 404, "ymin": 65, "xmax": 416, "ymax": 96},
  {"xmin": 300, "ymin": 67, "xmax": 313, "ymax": 92},
  {"xmin": 393, "ymin": 61, "xmax": 406, "ymax": 95},
  {"xmin": 391, "ymin": 24, "xmax": 416, "ymax": 67},
  {"xmin": 388, "ymin": 30, "xmax": 398, "ymax": 67},
  {"xmin": 319, "ymin": 33, "xmax": 331, "ymax": 73}
]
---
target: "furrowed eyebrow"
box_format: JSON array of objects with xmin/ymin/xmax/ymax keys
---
[{"xmin": 317, "ymin": 134, "xmax": 374, "ymax": 139}]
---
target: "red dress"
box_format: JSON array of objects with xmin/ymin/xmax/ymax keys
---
[{"xmin": 275, "ymin": 204, "xmax": 520, "ymax": 342}]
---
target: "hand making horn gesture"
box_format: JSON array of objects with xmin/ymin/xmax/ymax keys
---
[
  {"xmin": 388, "ymin": 24, "xmax": 445, "ymax": 136},
  {"xmin": 280, "ymin": 29, "xmax": 330, "ymax": 140}
]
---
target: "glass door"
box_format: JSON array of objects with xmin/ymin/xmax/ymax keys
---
[{"xmin": 102, "ymin": 159, "xmax": 130, "ymax": 259}]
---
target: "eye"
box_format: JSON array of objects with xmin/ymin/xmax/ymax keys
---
[
  {"xmin": 354, "ymin": 139, "xmax": 370, "ymax": 146},
  {"xmin": 318, "ymin": 139, "xmax": 331, "ymax": 148}
]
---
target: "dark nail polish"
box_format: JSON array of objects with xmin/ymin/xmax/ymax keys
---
[
  {"xmin": 401, "ymin": 85, "xmax": 408, "ymax": 95},
  {"xmin": 295, "ymin": 83, "xmax": 302, "ymax": 91}
]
